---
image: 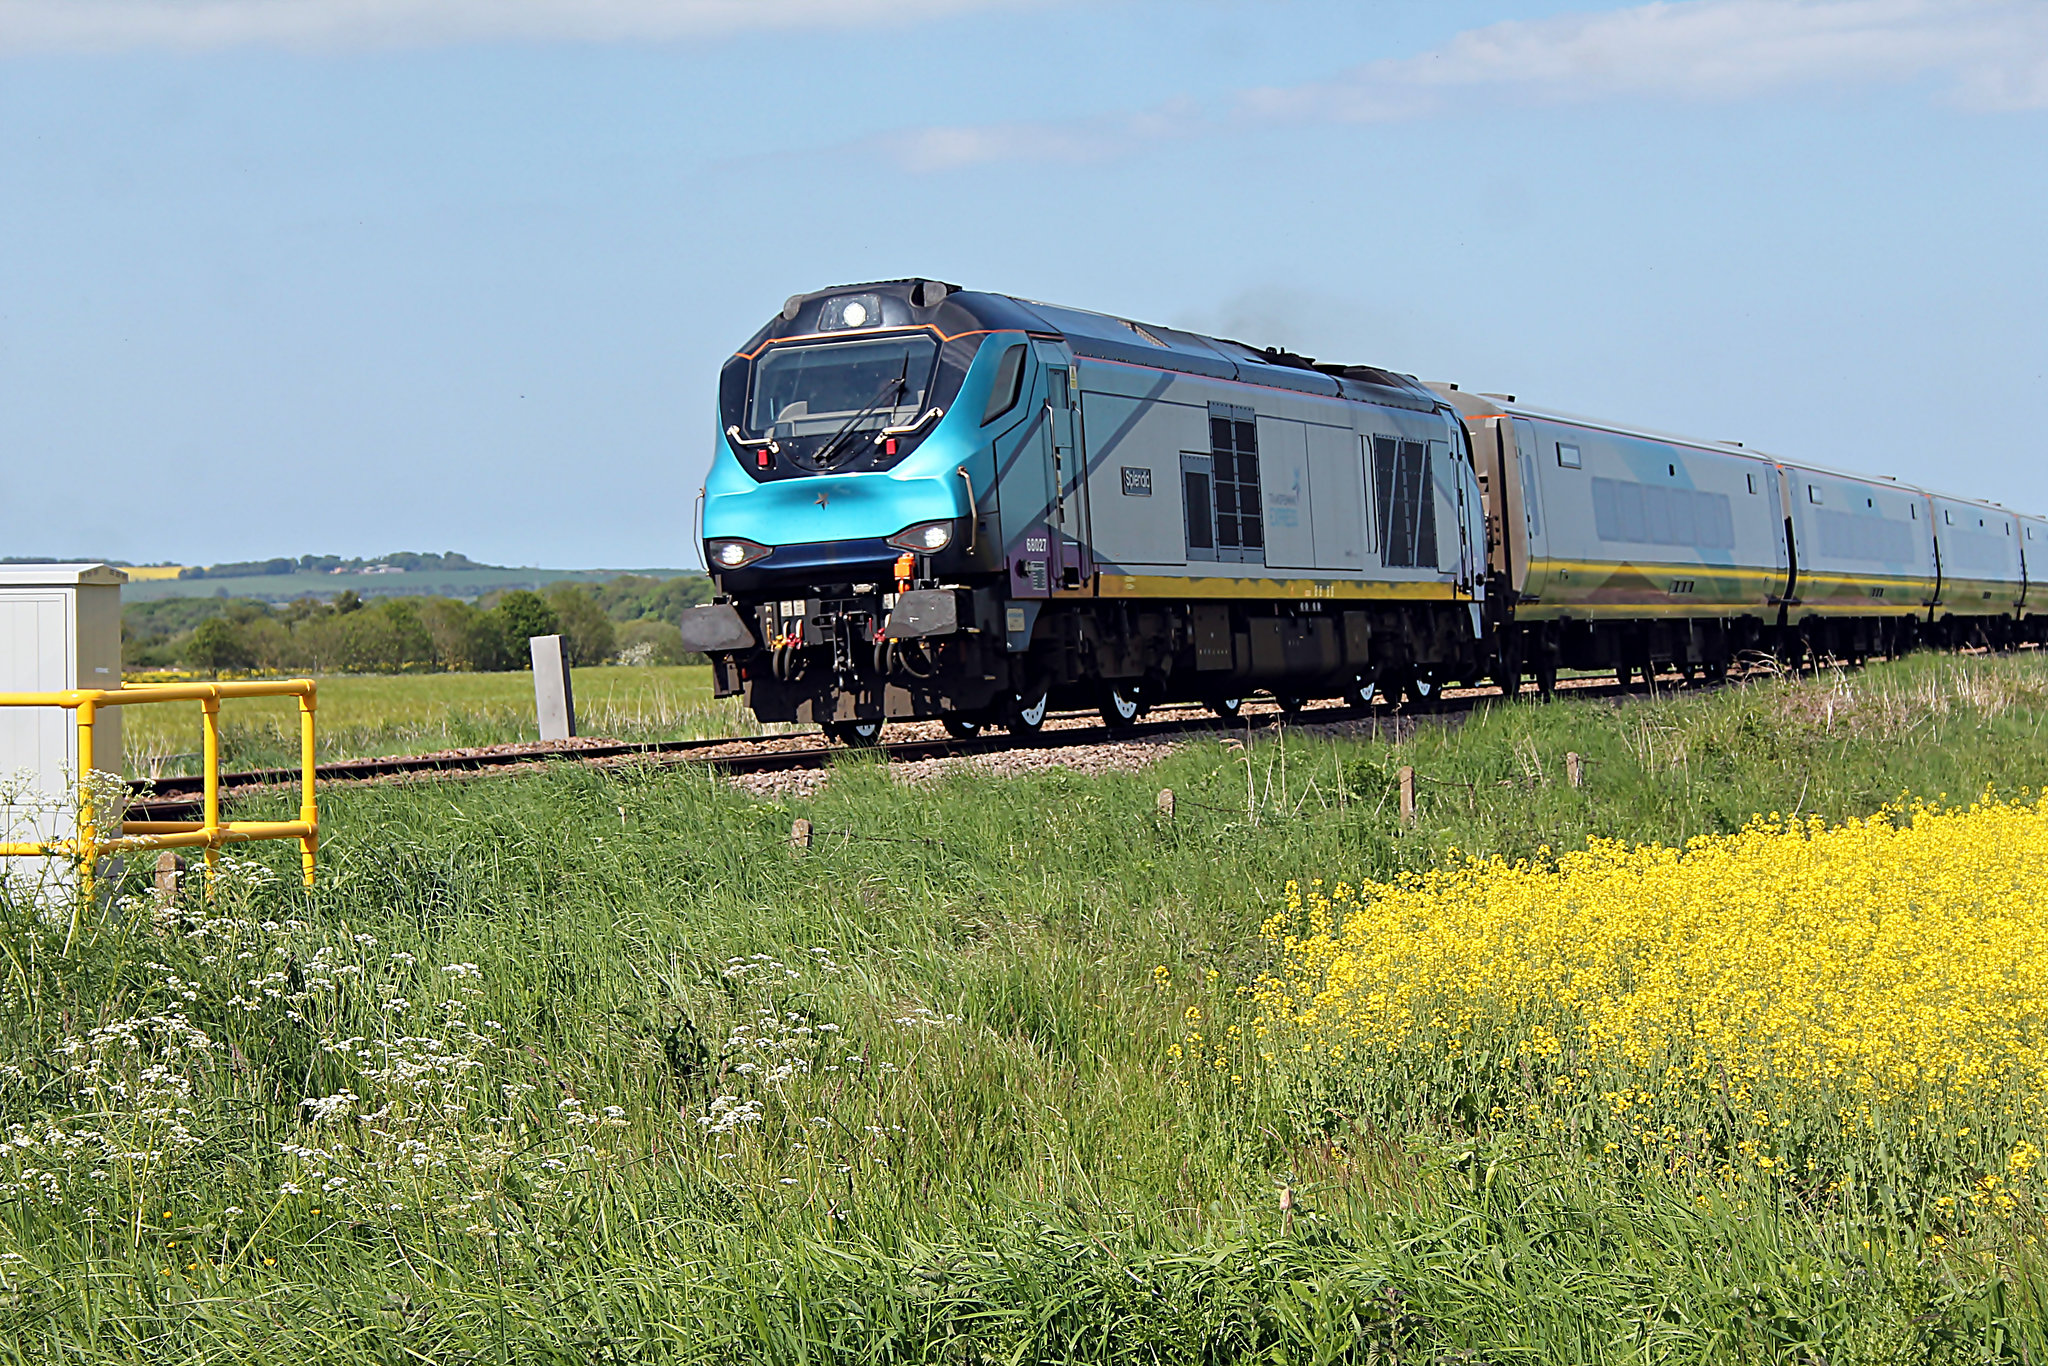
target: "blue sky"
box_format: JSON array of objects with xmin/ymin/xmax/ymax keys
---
[{"xmin": 2, "ymin": 0, "xmax": 2044, "ymax": 569}]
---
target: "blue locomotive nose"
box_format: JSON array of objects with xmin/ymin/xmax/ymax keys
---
[{"xmin": 703, "ymin": 464, "xmax": 970, "ymax": 578}]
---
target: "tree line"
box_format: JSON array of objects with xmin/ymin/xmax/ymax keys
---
[{"xmin": 123, "ymin": 575, "xmax": 714, "ymax": 674}]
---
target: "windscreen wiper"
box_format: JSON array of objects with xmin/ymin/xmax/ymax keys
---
[{"xmin": 809, "ymin": 360, "xmax": 909, "ymax": 469}]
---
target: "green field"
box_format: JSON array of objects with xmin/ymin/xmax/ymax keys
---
[
  {"xmin": 121, "ymin": 665, "xmax": 757, "ymax": 775},
  {"xmin": 5, "ymin": 653, "xmax": 2048, "ymax": 1361}
]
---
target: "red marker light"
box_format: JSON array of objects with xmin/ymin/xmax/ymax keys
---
[
  {"xmin": 885, "ymin": 438, "xmax": 898, "ymax": 457},
  {"xmin": 756, "ymin": 450, "xmax": 770, "ymax": 469}
]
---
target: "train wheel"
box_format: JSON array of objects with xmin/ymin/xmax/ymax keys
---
[
  {"xmin": 827, "ymin": 719, "xmax": 884, "ymax": 748},
  {"xmin": 1535, "ymin": 661, "xmax": 1559, "ymax": 698},
  {"xmin": 1273, "ymin": 692, "xmax": 1307, "ymax": 720},
  {"xmin": 1005, "ymin": 689, "xmax": 1050, "ymax": 736},
  {"xmin": 942, "ymin": 716, "xmax": 982, "ymax": 740},
  {"xmin": 1207, "ymin": 696, "xmax": 1244, "ymax": 721},
  {"xmin": 1099, "ymin": 686, "xmax": 1142, "ymax": 731},
  {"xmin": 1401, "ymin": 675, "xmax": 1438, "ymax": 713}
]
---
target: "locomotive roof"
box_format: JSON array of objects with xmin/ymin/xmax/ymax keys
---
[{"xmin": 769, "ymin": 280, "xmax": 1446, "ymax": 416}]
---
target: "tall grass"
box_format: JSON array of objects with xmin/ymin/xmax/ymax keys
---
[
  {"xmin": 120, "ymin": 665, "xmax": 767, "ymax": 776},
  {"xmin": 2, "ymin": 651, "xmax": 2045, "ymax": 1361}
]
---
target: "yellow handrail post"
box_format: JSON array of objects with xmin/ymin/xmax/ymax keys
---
[
  {"xmin": 200, "ymin": 694, "xmax": 221, "ymax": 894},
  {"xmin": 297, "ymin": 687, "xmax": 318, "ymax": 887},
  {"xmin": 67, "ymin": 697, "xmax": 96, "ymax": 956}
]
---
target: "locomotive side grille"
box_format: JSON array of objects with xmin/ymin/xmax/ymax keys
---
[{"xmin": 1375, "ymin": 436, "xmax": 1438, "ymax": 570}]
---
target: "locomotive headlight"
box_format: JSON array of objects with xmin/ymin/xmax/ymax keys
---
[
  {"xmin": 817, "ymin": 292, "xmax": 883, "ymax": 332},
  {"xmin": 707, "ymin": 538, "xmax": 771, "ymax": 570},
  {"xmin": 887, "ymin": 520, "xmax": 954, "ymax": 553}
]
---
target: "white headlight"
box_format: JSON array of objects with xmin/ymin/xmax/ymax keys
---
[
  {"xmin": 887, "ymin": 521, "xmax": 954, "ymax": 553},
  {"xmin": 708, "ymin": 538, "xmax": 770, "ymax": 569},
  {"xmin": 842, "ymin": 301, "xmax": 868, "ymax": 328}
]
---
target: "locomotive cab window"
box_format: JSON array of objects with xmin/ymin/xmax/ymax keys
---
[
  {"xmin": 1557, "ymin": 442, "xmax": 1581, "ymax": 469},
  {"xmin": 980, "ymin": 344, "xmax": 1027, "ymax": 425},
  {"xmin": 749, "ymin": 335, "xmax": 939, "ymax": 440}
]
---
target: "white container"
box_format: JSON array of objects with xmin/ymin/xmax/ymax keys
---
[{"xmin": 0, "ymin": 565, "xmax": 125, "ymax": 869}]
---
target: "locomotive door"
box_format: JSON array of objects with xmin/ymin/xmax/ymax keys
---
[
  {"xmin": 1448, "ymin": 434, "xmax": 1481, "ymax": 598},
  {"xmin": 1762, "ymin": 464, "xmax": 1793, "ymax": 610},
  {"xmin": 1033, "ymin": 340, "xmax": 1093, "ymax": 593}
]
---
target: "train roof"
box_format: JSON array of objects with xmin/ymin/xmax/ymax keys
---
[
  {"xmin": 766, "ymin": 280, "xmax": 1447, "ymax": 416},
  {"xmin": 1432, "ymin": 384, "xmax": 2039, "ymax": 519}
]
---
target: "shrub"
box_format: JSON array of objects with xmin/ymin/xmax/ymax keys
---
[
  {"xmin": 183, "ymin": 616, "xmax": 252, "ymax": 673},
  {"xmin": 544, "ymin": 583, "xmax": 617, "ymax": 666},
  {"xmin": 418, "ymin": 597, "xmax": 514, "ymax": 671},
  {"xmin": 489, "ymin": 591, "xmax": 557, "ymax": 659},
  {"xmin": 614, "ymin": 618, "xmax": 694, "ymax": 666}
]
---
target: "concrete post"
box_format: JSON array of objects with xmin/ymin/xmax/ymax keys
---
[{"xmin": 530, "ymin": 635, "xmax": 576, "ymax": 741}]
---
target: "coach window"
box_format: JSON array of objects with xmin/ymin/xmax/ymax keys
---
[
  {"xmin": 980, "ymin": 344, "xmax": 1027, "ymax": 424},
  {"xmin": 1556, "ymin": 442, "xmax": 1581, "ymax": 469},
  {"xmin": 1809, "ymin": 485, "xmax": 1823, "ymax": 504},
  {"xmin": 1746, "ymin": 471, "xmax": 1758, "ymax": 494}
]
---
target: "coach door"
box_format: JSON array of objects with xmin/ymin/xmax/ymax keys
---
[{"xmin": 1034, "ymin": 340, "xmax": 1093, "ymax": 592}]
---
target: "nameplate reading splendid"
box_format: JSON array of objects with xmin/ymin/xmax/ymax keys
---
[{"xmin": 1121, "ymin": 467, "xmax": 1153, "ymax": 497}]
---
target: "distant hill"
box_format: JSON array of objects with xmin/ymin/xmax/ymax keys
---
[
  {"xmin": 2, "ymin": 552, "xmax": 702, "ymax": 604},
  {"xmin": 121, "ymin": 563, "xmax": 700, "ymax": 604}
]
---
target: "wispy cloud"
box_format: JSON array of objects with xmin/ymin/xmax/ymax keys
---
[
  {"xmin": 1244, "ymin": 0, "xmax": 2048, "ymax": 121},
  {"xmin": 0, "ymin": 0, "xmax": 1035, "ymax": 54},
  {"xmin": 862, "ymin": 0, "xmax": 2048, "ymax": 173},
  {"xmin": 874, "ymin": 99, "xmax": 1199, "ymax": 173}
]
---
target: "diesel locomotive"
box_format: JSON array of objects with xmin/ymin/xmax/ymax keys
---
[{"xmin": 680, "ymin": 278, "xmax": 2046, "ymax": 742}]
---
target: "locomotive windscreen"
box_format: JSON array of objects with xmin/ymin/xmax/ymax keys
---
[{"xmin": 748, "ymin": 336, "xmax": 940, "ymax": 440}]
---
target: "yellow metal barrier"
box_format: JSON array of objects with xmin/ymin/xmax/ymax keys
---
[{"xmin": 0, "ymin": 679, "xmax": 318, "ymax": 890}]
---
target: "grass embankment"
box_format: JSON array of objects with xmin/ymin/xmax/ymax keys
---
[
  {"xmin": 122, "ymin": 665, "xmax": 752, "ymax": 775},
  {"xmin": 4, "ymin": 652, "xmax": 2048, "ymax": 1361}
]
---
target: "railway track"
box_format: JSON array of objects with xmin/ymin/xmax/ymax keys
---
[{"xmin": 122, "ymin": 670, "xmax": 1695, "ymax": 821}]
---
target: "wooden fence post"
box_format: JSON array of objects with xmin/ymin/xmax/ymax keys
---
[
  {"xmin": 1156, "ymin": 788, "xmax": 1175, "ymax": 822},
  {"xmin": 154, "ymin": 851, "xmax": 184, "ymax": 904},
  {"xmin": 1565, "ymin": 752, "xmax": 1583, "ymax": 788},
  {"xmin": 790, "ymin": 818, "xmax": 813, "ymax": 851},
  {"xmin": 1398, "ymin": 766, "xmax": 1416, "ymax": 826}
]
